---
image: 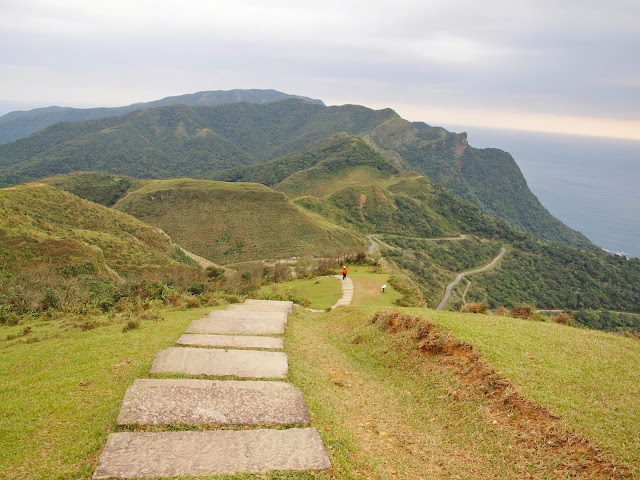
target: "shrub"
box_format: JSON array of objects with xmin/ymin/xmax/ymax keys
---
[
  {"xmin": 96, "ymin": 298, "xmax": 115, "ymax": 313},
  {"xmin": 187, "ymin": 282, "xmax": 205, "ymax": 295},
  {"xmin": 553, "ymin": 313, "xmax": 574, "ymax": 326},
  {"xmin": 206, "ymin": 266, "xmax": 226, "ymax": 280},
  {"xmin": 137, "ymin": 310, "xmax": 161, "ymax": 321},
  {"xmin": 574, "ymin": 309, "xmax": 602, "ymax": 329},
  {"xmin": 183, "ymin": 296, "xmax": 201, "ymax": 308},
  {"xmin": 122, "ymin": 320, "xmax": 140, "ymax": 332},
  {"xmin": 387, "ymin": 275, "xmax": 426, "ymax": 308},
  {"xmin": 41, "ymin": 290, "xmax": 59, "ymax": 310},
  {"xmin": 460, "ymin": 302, "xmax": 488, "ymax": 314},
  {"xmin": 509, "ymin": 305, "xmax": 536, "ymax": 320},
  {"xmin": 6, "ymin": 313, "xmax": 20, "ymax": 326}
]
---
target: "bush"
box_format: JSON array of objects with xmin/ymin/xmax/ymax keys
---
[
  {"xmin": 41, "ymin": 290, "xmax": 59, "ymax": 310},
  {"xmin": 509, "ymin": 305, "xmax": 536, "ymax": 320},
  {"xmin": 187, "ymin": 282, "xmax": 205, "ymax": 295},
  {"xmin": 183, "ymin": 296, "xmax": 201, "ymax": 308},
  {"xmin": 574, "ymin": 309, "xmax": 602, "ymax": 329},
  {"xmin": 460, "ymin": 302, "xmax": 488, "ymax": 314},
  {"xmin": 122, "ymin": 320, "xmax": 140, "ymax": 332},
  {"xmin": 5, "ymin": 313, "xmax": 20, "ymax": 326},
  {"xmin": 553, "ymin": 313, "xmax": 574, "ymax": 326},
  {"xmin": 205, "ymin": 266, "xmax": 226, "ymax": 281}
]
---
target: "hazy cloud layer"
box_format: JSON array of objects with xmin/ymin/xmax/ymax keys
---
[{"xmin": 1, "ymin": 0, "xmax": 638, "ymax": 137}]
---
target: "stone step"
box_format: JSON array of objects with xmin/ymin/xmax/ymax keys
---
[
  {"xmin": 244, "ymin": 299, "xmax": 294, "ymax": 313},
  {"xmin": 117, "ymin": 379, "xmax": 310, "ymax": 426},
  {"xmin": 187, "ymin": 313, "xmax": 286, "ymax": 335},
  {"xmin": 228, "ymin": 303, "xmax": 292, "ymax": 314},
  {"xmin": 93, "ymin": 428, "xmax": 331, "ymax": 479},
  {"xmin": 150, "ymin": 347, "xmax": 288, "ymax": 379},
  {"xmin": 176, "ymin": 333, "xmax": 284, "ymax": 350},
  {"xmin": 209, "ymin": 309, "xmax": 289, "ymax": 322}
]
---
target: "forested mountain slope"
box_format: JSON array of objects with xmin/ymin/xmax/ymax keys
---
[
  {"xmin": 0, "ymin": 98, "xmax": 592, "ymax": 249},
  {"xmin": 0, "ymin": 89, "xmax": 323, "ymax": 145}
]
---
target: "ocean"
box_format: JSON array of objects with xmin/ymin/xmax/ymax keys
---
[{"xmin": 441, "ymin": 126, "xmax": 640, "ymax": 259}]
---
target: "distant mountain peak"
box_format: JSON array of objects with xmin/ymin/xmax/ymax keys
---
[{"xmin": 0, "ymin": 89, "xmax": 325, "ymax": 145}]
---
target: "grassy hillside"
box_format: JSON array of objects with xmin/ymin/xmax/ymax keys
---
[
  {"xmin": 253, "ymin": 135, "xmax": 512, "ymax": 240},
  {"xmin": 0, "ymin": 183, "xmax": 198, "ymax": 312},
  {"xmin": 3, "ymin": 269, "xmax": 638, "ymax": 479},
  {"xmin": 114, "ymin": 178, "xmax": 366, "ymax": 264},
  {"xmin": 0, "ymin": 98, "xmax": 594, "ymax": 249},
  {"xmin": 288, "ymin": 305, "xmax": 639, "ymax": 478}
]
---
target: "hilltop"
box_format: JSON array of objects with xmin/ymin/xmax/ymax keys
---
[
  {"xmin": 113, "ymin": 178, "xmax": 365, "ymax": 264},
  {"xmin": 0, "ymin": 96, "xmax": 592, "ymax": 249},
  {"xmin": 210, "ymin": 135, "xmax": 640, "ymax": 314}
]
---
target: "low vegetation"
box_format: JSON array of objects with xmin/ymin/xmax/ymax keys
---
[
  {"xmin": 40, "ymin": 171, "xmax": 137, "ymax": 206},
  {"xmin": 287, "ymin": 305, "xmax": 638, "ymax": 479},
  {"xmin": 114, "ymin": 178, "xmax": 365, "ymax": 265},
  {"xmin": 2, "ymin": 262, "xmax": 639, "ymax": 478}
]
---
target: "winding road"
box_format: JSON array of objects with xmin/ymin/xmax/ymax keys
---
[
  {"xmin": 366, "ymin": 233, "xmax": 467, "ymax": 254},
  {"xmin": 435, "ymin": 247, "xmax": 507, "ymax": 311},
  {"xmin": 365, "ymin": 233, "xmax": 506, "ymax": 311}
]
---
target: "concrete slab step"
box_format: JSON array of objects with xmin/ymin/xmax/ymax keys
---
[
  {"xmin": 244, "ymin": 299, "xmax": 293, "ymax": 313},
  {"xmin": 150, "ymin": 347, "xmax": 288, "ymax": 379},
  {"xmin": 117, "ymin": 379, "xmax": 310, "ymax": 426},
  {"xmin": 176, "ymin": 333, "xmax": 284, "ymax": 350},
  {"xmin": 186, "ymin": 314, "xmax": 286, "ymax": 335},
  {"xmin": 228, "ymin": 303, "xmax": 292, "ymax": 314},
  {"xmin": 93, "ymin": 428, "xmax": 331, "ymax": 479},
  {"xmin": 209, "ymin": 309, "xmax": 288, "ymax": 322}
]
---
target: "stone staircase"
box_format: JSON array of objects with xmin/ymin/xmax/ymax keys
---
[{"xmin": 93, "ymin": 300, "xmax": 331, "ymax": 479}]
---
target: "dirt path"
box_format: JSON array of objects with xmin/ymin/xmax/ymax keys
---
[{"xmin": 436, "ymin": 247, "xmax": 507, "ymax": 311}]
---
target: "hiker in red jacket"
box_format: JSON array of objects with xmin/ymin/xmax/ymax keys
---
[{"xmin": 342, "ymin": 265, "xmax": 348, "ymax": 280}]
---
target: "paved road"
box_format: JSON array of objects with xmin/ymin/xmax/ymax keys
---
[
  {"xmin": 435, "ymin": 247, "xmax": 507, "ymax": 311},
  {"xmin": 366, "ymin": 235, "xmax": 378, "ymax": 254},
  {"xmin": 366, "ymin": 233, "xmax": 467, "ymax": 254}
]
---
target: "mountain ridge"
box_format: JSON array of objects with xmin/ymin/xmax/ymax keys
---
[
  {"xmin": 0, "ymin": 94, "xmax": 592, "ymax": 250},
  {"xmin": 0, "ymin": 89, "xmax": 324, "ymax": 145}
]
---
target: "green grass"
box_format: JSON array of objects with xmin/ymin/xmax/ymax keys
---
[
  {"xmin": 3, "ymin": 276, "xmax": 639, "ymax": 478},
  {"xmin": 0, "ymin": 306, "xmax": 213, "ymax": 480},
  {"xmin": 347, "ymin": 265, "xmax": 402, "ymax": 307},
  {"xmin": 257, "ymin": 277, "xmax": 342, "ymax": 310},
  {"xmin": 286, "ymin": 306, "xmax": 639, "ymax": 478},
  {"xmin": 0, "ymin": 183, "xmax": 197, "ymax": 277},
  {"xmin": 425, "ymin": 310, "xmax": 640, "ymax": 468},
  {"xmin": 114, "ymin": 178, "xmax": 365, "ymax": 265}
]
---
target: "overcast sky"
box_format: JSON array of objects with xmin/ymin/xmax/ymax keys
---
[{"xmin": 1, "ymin": 0, "xmax": 639, "ymax": 139}]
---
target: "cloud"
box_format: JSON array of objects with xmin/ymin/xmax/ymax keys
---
[{"xmin": 0, "ymin": 0, "xmax": 638, "ymax": 137}]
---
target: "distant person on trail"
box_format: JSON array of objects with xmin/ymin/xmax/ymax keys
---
[{"xmin": 342, "ymin": 265, "xmax": 348, "ymax": 280}]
